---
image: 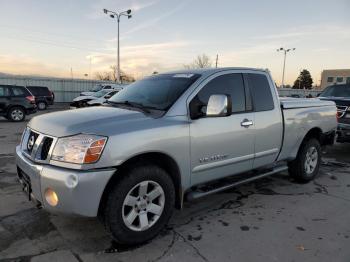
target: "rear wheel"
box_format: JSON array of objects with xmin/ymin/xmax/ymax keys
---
[
  {"xmin": 103, "ymin": 165, "xmax": 175, "ymax": 245},
  {"xmin": 8, "ymin": 107, "xmax": 25, "ymax": 122},
  {"xmin": 288, "ymin": 138, "xmax": 321, "ymax": 183},
  {"xmin": 37, "ymin": 101, "xmax": 47, "ymax": 110}
]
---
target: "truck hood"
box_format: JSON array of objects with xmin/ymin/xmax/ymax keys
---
[{"xmin": 28, "ymin": 106, "xmax": 154, "ymax": 137}]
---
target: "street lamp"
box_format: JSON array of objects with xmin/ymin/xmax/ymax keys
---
[
  {"xmin": 103, "ymin": 8, "xmax": 132, "ymax": 83},
  {"xmin": 277, "ymin": 47, "xmax": 296, "ymax": 88}
]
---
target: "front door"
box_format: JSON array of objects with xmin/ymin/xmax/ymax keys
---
[{"xmin": 189, "ymin": 72, "xmax": 255, "ymax": 186}]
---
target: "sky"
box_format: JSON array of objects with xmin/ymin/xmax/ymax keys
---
[{"xmin": 0, "ymin": 0, "xmax": 349, "ymax": 85}]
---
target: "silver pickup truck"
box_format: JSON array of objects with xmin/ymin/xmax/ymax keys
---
[{"xmin": 16, "ymin": 68, "xmax": 337, "ymax": 245}]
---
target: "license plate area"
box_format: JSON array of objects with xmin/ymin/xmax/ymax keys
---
[{"xmin": 17, "ymin": 167, "xmax": 33, "ymax": 201}]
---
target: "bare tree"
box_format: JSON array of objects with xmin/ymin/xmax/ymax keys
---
[
  {"xmin": 95, "ymin": 71, "xmax": 112, "ymax": 81},
  {"xmin": 95, "ymin": 65, "xmax": 135, "ymax": 83},
  {"xmin": 184, "ymin": 54, "xmax": 212, "ymax": 69}
]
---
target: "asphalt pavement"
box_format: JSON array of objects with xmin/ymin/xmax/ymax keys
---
[{"xmin": 0, "ymin": 105, "xmax": 349, "ymax": 262}]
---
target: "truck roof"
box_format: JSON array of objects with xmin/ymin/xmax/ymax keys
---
[{"xmin": 164, "ymin": 67, "xmax": 268, "ymax": 77}]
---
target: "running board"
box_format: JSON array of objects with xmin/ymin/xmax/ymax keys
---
[{"xmin": 186, "ymin": 165, "xmax": 288, "ymax": 201}]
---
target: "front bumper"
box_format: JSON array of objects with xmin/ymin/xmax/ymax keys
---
[
  {"xmin": 15, "ymin": 146, "xmax": 116, "ymax": 217},
  {"xmin": 337, "ymin": 123, "xmax": 350, "ymax": 143}
]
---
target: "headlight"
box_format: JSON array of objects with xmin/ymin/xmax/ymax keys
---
[{"xmin": 51, "ymin": 134, "xmax": 107, "ymax": 164}]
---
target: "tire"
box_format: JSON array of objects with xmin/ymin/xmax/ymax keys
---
[
  {"xmin": 288, "ymin": 138, "xmax": 321, "ymax": 183},
  {"xmin": 37, "ymin": 101, "xmax": 47, "ymax": 110},
  {"xmin": 103, "ymin": 164, "xmax": 175, "ymax": 245},
  {"xmin": 7, "ymin": 107, "xmax": 25, "ymax": 122}
]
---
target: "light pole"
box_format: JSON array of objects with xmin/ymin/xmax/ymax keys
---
[
  {"xmin": 277, "ymin": 47, "xmax": 295, "ymax": 88},
  {"xmin": 103, "ymin": 8, "xmax": 132, "ymax": 83}
]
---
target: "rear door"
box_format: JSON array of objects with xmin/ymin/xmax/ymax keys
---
[
  {"xmin": 189, "ymin": 72, "xmax": 255, "ymax": 185},
  {"xmin": 10, "ymin": 86, "xmax": 30, "ymax": 107},
  {"xmin": 0, "ymin": 86, "xmax": 11, "ymax": 114},
  {"xmin": 245, "ymin": 73, "xmax": 283, "ymax": 169}
]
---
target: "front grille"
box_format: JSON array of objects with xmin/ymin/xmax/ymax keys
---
[
  {"xmin": 27, "ymin": 131, "xmax": 39, "ymax": 153},
  {"xmin": 40, "ymin": 137, "xmax": 53, "ymax": 160},
  {"xmin": 337, "ymin": 106, "xmax": 348, "ymax": 118},
  {"xmin": 21, "ymin": 128, "xmax": 56, "ymax": 163}
]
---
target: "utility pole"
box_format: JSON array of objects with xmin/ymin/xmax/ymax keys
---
[
  {"xmin": 215, "ymin": 54, "xmax": 218, "ymax": 68},
  {"xmin": 277, "ymin": 47, "xmax": 296, "ymax": 88},
  {"xmin": 103, "ymin": 8, "xmax": 132, "ymax": 83}
]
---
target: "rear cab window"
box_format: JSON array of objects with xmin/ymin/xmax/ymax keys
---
[{"xmin": 247, "ymin": 73, "xmax": 274, "ymax": 111}]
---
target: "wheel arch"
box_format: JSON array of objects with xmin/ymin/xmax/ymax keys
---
[
  {"xmin": 302, "ymin": 127, "xmax": 323, "ymax": 144},
  {"xmin": 98, "ymin": 152, "xmax": 183, "ymax": 217},
  {"xmin": 7, "ymin": 105, "xmax": 27, "ymax": 115}
]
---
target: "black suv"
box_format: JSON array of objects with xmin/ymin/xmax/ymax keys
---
[
  {"xmin": 319, "ymin": 84, "xmax": 350, "ymax": 142},
  {"xmin": 0, "ymin": 85, "xmax": 37, "ymax": 122},
  {"xmin": 26, "ymin": 86, "xmax": 54, "ymax": 110}
]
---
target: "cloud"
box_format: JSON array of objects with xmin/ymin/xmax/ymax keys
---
[
  {"xmin": 86, "ymin": 40, "xmax": 191, "ymax": 77},
  {"xmin": 0, "ymin": 54, "xmax": 86, "ymax": 78},
  {"xmin": 252, "ymin": 25, "xmax": 350, "ymax": 41},
  {"xmin": 123, "ymin": 1, "xmax": 188, "ymax": 36}
]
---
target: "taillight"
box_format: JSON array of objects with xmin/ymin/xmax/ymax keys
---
[
  {"xmin": 49, "ymin": 91, "xmax": 54, "ymax": 97},
  {"xmin": 26, "ymin": 96, "xmax": 35, "ymax": 104}
]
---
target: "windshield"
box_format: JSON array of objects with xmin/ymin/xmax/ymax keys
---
[
  {"xmin": 108, "ymin": 73, "xmax": 200, "ymax": 110},
  {"xmin": 93, "ymin": 89, "xmax": 110, "ymax": 98},
  {"xmin": 90, "ymin": 84, "xmax": 102, "ymax": 92},
  {"xmin": 321, "ymin": 85, "xmax": 350, "ymax": 98}
]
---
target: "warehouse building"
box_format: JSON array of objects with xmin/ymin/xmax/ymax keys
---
[{"xmin": 320, "ymin": 69, "xmax": 350, "ymax": 90}]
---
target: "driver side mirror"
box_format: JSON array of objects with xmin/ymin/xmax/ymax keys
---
[{"xmin": 206, "ymin": 94, "xmax": 232, "ymax": 117}]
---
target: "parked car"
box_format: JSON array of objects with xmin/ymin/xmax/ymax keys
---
[
  {"xmin": 0, "ymin": 85, "xmax": 37, "ymax": 121},
  {"xmin": 26, "ymin": 86, "xmax": 54, "ymax": 110},
  {"xmin": 319, "ymin": 84, "xmax": 350, "ymax": 142},
  {"xmin": 80, "ymin": 83, "xmax": 123, "ymax": 96},
  {"xmin": 87, "ymin": 90, "xmax": 119, "ymax": 107},
  {"xmin": 16, "ymin": 68, "xmax": 336, "ymax": 245},
  {"xmin": 70, "ymin": 89, "xmax": 118, "ymax": 108}
]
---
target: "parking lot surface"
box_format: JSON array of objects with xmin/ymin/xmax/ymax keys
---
[{"xmin": 0, "ymin": 105, "xmax": 350, "ymax": 262}]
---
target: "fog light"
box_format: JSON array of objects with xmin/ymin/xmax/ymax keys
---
[{"xmin": 45, "ymin": 188, "xmax": 59, "ymax": 206}]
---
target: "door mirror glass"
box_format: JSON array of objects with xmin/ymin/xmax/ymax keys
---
[{"xmin": 206, "ymin": 94, "xmax": 232, "ymax": 117}]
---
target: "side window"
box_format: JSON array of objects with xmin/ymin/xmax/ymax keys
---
[
  {"xmin": 248, "ymin": 74, "xmax": 274, "ymax": 111},
  {"xmin": 12, "ymin": 87, "xmax": 26, "ymax": 97},
  {"xmin": 103, "ymin": 86, "xmax": 111, "ymax": 89},
  {"xmin": 0, "ymin": 86, "xmax": 10, "ymax": 97},
  {"xmin": 195, "ymin": 73, "xmax": 246, "ymax": 114}
]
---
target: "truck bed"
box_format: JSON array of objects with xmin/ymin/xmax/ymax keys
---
[
  {"xmin": 278, "ymin": 97, "xmax": 337, "ymax": 162},
  {"xmin": 280, "ymin": 97, "xmax": 335, "ymax": 109}
]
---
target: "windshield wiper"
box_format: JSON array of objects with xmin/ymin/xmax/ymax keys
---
[{"xmin": 107, "ymin": 100, "xmax": 152, "ymax": 113}]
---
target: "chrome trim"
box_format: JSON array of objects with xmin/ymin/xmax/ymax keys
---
[
  {"xmin": 241, "ymin": 119, "xmax": 254, "ymax": 127},
  {"xmin": 337, "ymin": 106, "xmax": 348, "ymax": 118},
  {"xmin": 255, "ymin": 148, "xmax": 279, "ymax": 158},
  {"xmin": 21, "ymin": 127, "xmax": 58, "ymax": 164},
  {"xmin": 193, "ymin": 153, "xmax": 255, "ymax": 173}
]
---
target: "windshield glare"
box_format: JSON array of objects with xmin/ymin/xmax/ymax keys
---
[
  {"xmin": 91, "ymin": 85, "xmax": 102, "ymax": 92},
  {"xmin": 93, "ymin": 90, "xmax": 109, "ymax": 98},
  {"xmin": 108, "ymin": 74, "xmax": 200, "ymax": 110},
  {"xmin": 321, "ymin": 85, "xmax": 350, "ymax": 97}
]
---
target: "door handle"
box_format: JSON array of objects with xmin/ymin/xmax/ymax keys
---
[{"xmin": 241, "ymin": 119, "xmax": 253, "ymax": 127}]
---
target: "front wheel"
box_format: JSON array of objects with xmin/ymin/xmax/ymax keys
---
[
  {"xmin": 288, "ymin": 138, "xmax": 321, "ymax": 183},
  {"xmin": 8, "ymin": 107, "xmax": 25, "ymax": 122},
  {"xmin": 103, "ymin": 165, "xmax": 175, "ymax": 245}
]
